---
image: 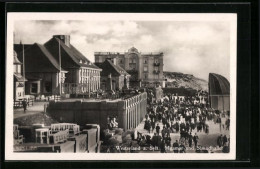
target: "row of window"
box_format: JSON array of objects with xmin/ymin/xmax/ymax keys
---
[
  {"xmin": 79, "ymin": 77, "xmax": 99, "ymax": 84},
  {"xmin": 79, "ymin": 69, "xmax": 100, "ymax": 77}
]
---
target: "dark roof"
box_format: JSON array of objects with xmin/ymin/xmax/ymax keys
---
[
  {"xmin": 16, "ymin": 43, "xmax": 66, "ymax": 73},
  {"xmin": 14, "ymin": 73, "xmax": 27, "ymax": 82},
  {"xmin": 95, "ymin": 60, "xmax": 130, "ymax": 77},
  {"xmin": 208, "ymin": 73, "xmax": 230, "ymax": 95},
  {"xmin": 25, "ymin": 74, "xmax": 42, "ymax": 81},
  {"xmin": 36, "ymin": 43, "xmax": 66, "ymax": 72},
  {"xmin": 45, "ymin": 37, "xmax": 101, "ymax": 70},
  {"xmin": 14, "ymin": 44, "xmax": 33, "ymax": 55}
]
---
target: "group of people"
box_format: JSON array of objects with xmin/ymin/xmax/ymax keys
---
[
  {"xmin": 107, "ymin": 116, "xmax": 118, "ymax": 130},
  {"xmin": 140, "ymin": 91, "xmax": 231, "ymax": 153}
]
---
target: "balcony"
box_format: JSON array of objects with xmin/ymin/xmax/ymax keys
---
[
  {"xmin": 154, "ymin": 62, "xmax": 160, "ymax": 66},
  {"xmin": 153, "ymin": 70, "xmax": 160, "ymax": 74}
]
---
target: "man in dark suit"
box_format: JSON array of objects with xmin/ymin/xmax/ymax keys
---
[
  {"xmin": 156, "ymin": 124, "xmax": 160, "ymax": 134},
  {"xmin": 217, "ymin": 134, "xmax": 223, "ymax": 148},
  {"xmin": 188, "ymin": 132, "xmax": 193, "ymax": 147},
  {"xmin": 193, "ymin": 133, "xmax": 199, "ymax": 148},
  {"xmin": 172, "ymin": 140, "xmax": 179, "ymax": 153}
]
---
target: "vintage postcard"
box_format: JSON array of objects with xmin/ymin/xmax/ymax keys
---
[{"xmin": 6, "ymin": 13, "xmax": 237, "ymax": 160}]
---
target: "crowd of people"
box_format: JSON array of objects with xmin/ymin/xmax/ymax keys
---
[{"xmin": 138, "ymin": 91, "xmax": 230, "ymax": 153}]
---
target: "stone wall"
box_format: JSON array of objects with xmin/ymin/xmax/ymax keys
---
[{"xmin": 47, "ymin": 92, "xmax": 147, "ymax": 130}]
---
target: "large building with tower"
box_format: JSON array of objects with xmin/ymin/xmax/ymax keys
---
[{"xmin": 95, "ymin": 47, "xmax": 164, "ymax": 88}]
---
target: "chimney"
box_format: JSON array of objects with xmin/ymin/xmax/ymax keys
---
[
  {"xmin": 53, "ymin": 35, "xmax": 70, "ymax": 47},
  {"xmin": 112, "ymin": 58, "xmax": 117, "ymax": 65}
]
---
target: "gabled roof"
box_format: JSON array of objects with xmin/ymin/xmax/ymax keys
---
[
  {"xmin": 45, "ymin": 37, "xmax": 101, "ymax": 70},
  {"xmin": 209, "ymin": 73, "xmax": 230, "ymax": 95},
  {"xmin": 16, "ymin": 43, "xmax": 66, "ymax": 73},
  {"xmin": 95, "ymin": 59, "xmax": 130, "ymax": 77},
  {"xmin": 36, "ymin": 43, "xmax": 66, "ymax": 72},
  {"xmin": 14, "ymin": 44, "xmax": 33, "ymax": 55}
]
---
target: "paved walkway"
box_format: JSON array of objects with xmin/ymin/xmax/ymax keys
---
[
  {"xmin": 14, "ymin": 101, "xmax": 48, "ymax": 119},
  {"xmin": 136, "ymin": 119, "xmax": 230, "ymax": 148}
]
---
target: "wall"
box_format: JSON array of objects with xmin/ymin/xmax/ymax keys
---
[
  {"xmin": 14, "ymin": 81, "xmax": 25, "ymax": 100},
  {"xmin": 47, "ymin": 92, "xmax": 147, "ymax": 131},
  {"xmin": 210, "ymin": 95, "xmax": 230, "ymax": 111}
]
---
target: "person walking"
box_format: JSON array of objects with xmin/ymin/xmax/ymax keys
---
[
  {"xmin": 188, "ymin": 132, "xmax": 193, "ymax": 148},
  {"xmin": 193, "ymin": 133, "xmax": 199, "ymax": 148},
  {"xmin": 223, "ymin": 135, "xmax": 228, "ymax": 146},
  {"xmin": 22, "ymin": 99, "xmax": 27, "ymax": 113},
  {"xmin": 172, "ymin": 140, "xmax": 179, "ymax": 153},
  {"xmin": 156, "ymin": 124, "xmax": 160, "ymax": 135},
  {"xmin": 217, "ymin": 134, "xmax": 223, "ymax": 148},
  {"xmin": 179, "ymin": 142, "xmax": 186, "ymax": 153}
]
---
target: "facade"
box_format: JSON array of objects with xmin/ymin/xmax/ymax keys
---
[
  {"xmin": 13, "ymin": 50, "xmax": 26, "ymax": 101},
  {"xmin": 95, "ymin": 59, "xmax": 130, "ymax": 91},
  {"xmin": 208, "ymin": 73, "xmax": 230, "ymax": 111},
  {"xmin": 44, "ymin": 35, "xmax": 102, "ymax": 95},
  {"xmin": 95, "ymin": 47, "xmax": 164, "ymax": 88},
  {"xmin": 15, "ymin": 35, "xmax": 102, "ymax": 96}
]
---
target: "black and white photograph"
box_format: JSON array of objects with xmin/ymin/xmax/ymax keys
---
[{"xmin": 6, "ymin": 13, "xmax": 237, "ymax": 160}]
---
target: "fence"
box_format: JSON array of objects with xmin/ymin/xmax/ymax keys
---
[
  {"xmin": 35, "ymin": 95, "xmax": 61, "ymax": 102},
  {"xmin": 13, "ymin": 98, "xmax": 34, "ymax": 108}
]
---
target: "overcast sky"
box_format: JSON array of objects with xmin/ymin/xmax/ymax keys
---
[{"xmin": 14, "ymin": 20, "xmax": 230, "ymax": 81}]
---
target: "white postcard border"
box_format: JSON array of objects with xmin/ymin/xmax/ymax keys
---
[{"xmin": 6, "ymin": 13, "xmax": 237, "ymax": 160}]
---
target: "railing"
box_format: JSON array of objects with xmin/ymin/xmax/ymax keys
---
[
  {"xmin": 51, "ymin": 123, "xmax": 80, "ymax": 136},
  {"xmin": 50, "ymin": 129, "xmax": 69, "ymax": 144},
  {"xmin": 141, "ymin": 52, "xmax": 163, "ymax": 55},
  {"xmin": 35, "ymin": 95, "xmax": 61, "ymax": 102},
  {"xmin": 94, "ymin": 52, "xmax": 125, "ymax": 55},
  {"xmin": 62, "ymin": 83, "xmax": 94, "ymax": 94},
  {"xmin": 13, "ymin": 99, "xmax": 34, "ymax": 108}
]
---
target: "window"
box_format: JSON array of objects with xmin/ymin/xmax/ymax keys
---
[
  {"xmin": 120, "ymin": 59, "xmax": 123, "ymax": 64},
  {"xmin": 155, "ymin": 67, "xmax": 159, "ymax": 71},
  {"xmin": 31, "ymin": 83, "xmax": 38, "ymax": 93},
  {"xmin": 155, "ymin": 58, "xmax": 158, "ymax": 63},
  {"xmin": 144, "ymin": 74, "xmax": 148, "ymax": 79},
  {"xmin": 144, "ymin": 66, "xmax": 148, "ymax": 72},
  {"xmin": 144, "ymin": 58, "xmax": 147, "ymax": 64}
]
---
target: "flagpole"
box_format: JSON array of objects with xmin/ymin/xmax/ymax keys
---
[
  {"xmin": 22, "ymin": 43, "xmax": 25, "ymax": 80},
  {"xmin": 59, "ymin": 39, "xmax": 62, "ymax": 96},
  {"xmin": 22, "ymin": 42, "xmax": 26, "ymax": 99}
]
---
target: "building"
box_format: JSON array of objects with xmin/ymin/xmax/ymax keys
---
[
  {"xmin": 15, "ymin": 35, "xmax": 102, "ymax": 96},
  {"xmin": 95, "ymin": 59, "xmax": 130, "ymax": 91},
  {"xmin": 44, "ymin": 35, "xmax": 102, "ymax": 95},
  {"xmin": 208, "ymin": 73, "xmax": 230, "ymax": 111},
  {"xmin": 16, "ymin": 43, "xmax": 67, "ymax": 96},
  {"xmin": 95, "ymin": 47, "xmax": 164, "ymax": 88},
  {"xmin": 13, "ymin": 50, "xmax": 26, "ymax": 101}
]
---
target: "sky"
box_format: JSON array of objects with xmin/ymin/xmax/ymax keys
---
[{"xmin": 14, "ymin": 20, "xmax": 230, "ymax": 81}]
